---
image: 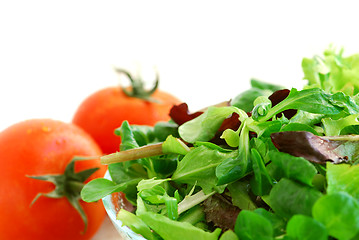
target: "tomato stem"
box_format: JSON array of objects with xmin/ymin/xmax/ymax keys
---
[
  {"xmin": 101, "ymin": 143, "xmax": 164, "ymax": 164},
  {"xmin": 27, "ymin": 157, "xmax": 100, "ymax": 234},
  {"xmin": 115, "ymin": 68, "xmax": 160, "ymax": 102},
  {"xmin": 67, "ymin": 181, "xmax": 85, "ymax": 193}
]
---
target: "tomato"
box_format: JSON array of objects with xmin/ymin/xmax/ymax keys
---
[
  {"xmin": 72, "ymin": 69, "xmax": 181, "ymax": 154},
  {"xmin": 0, "ymin": 119, "xmax": 107, "ymax": 240}
]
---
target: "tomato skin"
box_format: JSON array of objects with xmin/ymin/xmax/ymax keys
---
[
  {"xmin": 72, "ymin": 86, "xmax": 181, "ymax": 154},
  {"xmin": 0, "ymin": 119, "xmax": 106, "ymax": 240}
]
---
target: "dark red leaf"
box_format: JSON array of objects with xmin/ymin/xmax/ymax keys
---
[
  {"xmin": 218, "ymin": 113, "xmax": 242, "ymax": 132},
  {"xmin": 268, "ymin": 89, "xmax": 297, "ymax": 119},
  {"xmin": 169, "ymin": 103, "xmax": 203, "ymax": 126},
  {"xmin": 268, "ymin": 89, "xmax": 290, "ymax": 106},
  {"xmin": 210, "ymin": 112, "xmax": 242, "ymax": 145},
  {"xmin": 271, "ymin": 131, "xmax": 348, "ymax": 164}
]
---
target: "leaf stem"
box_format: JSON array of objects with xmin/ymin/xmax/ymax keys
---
[
  {"xmin": 101, "ymin": 143, "xmax": 164, "ymax": 165},
  {"xmin": 178, "ymin": 190, "xmax": 215, "ymax": 215}
]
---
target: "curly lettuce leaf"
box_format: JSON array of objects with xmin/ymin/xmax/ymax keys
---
[
  {"xmin": 326, "ymin": 163, "xmax": 359, "ymax": 201},
  {"xmin": 322, "ymin": 113, "xmax": 359, "ymax": 136},
  {"xmin": 302, "ymin": 47, "xmax": 359, "ymax": 95}
]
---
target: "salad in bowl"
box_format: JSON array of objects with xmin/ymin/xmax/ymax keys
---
[{"xmin": 82, "ymin": 47, "xmax": 359, "ymax": 240}]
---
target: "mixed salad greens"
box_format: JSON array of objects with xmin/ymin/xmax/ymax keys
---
[{"xmin": 81, "ymin": 47, "xmax": 359, "ymax": 240}]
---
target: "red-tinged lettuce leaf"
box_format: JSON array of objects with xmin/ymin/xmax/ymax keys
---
[
  {"xmin": 169, "ymin": 103, "xmax": 203, "ymax": 125},
  {"xmin": 202, "ymin": 193, "xmax": 240, "ymax": 231},
  {"xmin": 270, "ymin": 131, "xmax": 348, "ymax": 164}
]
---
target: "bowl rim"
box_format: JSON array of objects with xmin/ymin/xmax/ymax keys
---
[{"xmin": 102, "ymin": 171, "xmax": 146, "ymax": 240}]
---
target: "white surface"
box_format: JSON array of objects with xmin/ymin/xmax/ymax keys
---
[{"xmin": 92, "ymin": 216, "xmax": 121, "ymax": 240}]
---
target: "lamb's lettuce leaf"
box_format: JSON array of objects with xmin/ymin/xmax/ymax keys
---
[
  {"xmin": 285, "ymin": 215, "xmax": 328, "ymax": 240},
  {"xmin": 217, "ymin": 121, "xmax": 251, "ymax": 185},
  {"xmin": 81, "ymin": 178, "xmax": 139, "ymax": 202},
  {"xmin": 269, "ymin": 178, "xmax": 322, "ymax": 219},
  {"xmin": 139, "ymin": 211, "xmax": 222, "ymax": 240},
  {"xmin": 312, "ymin": 192, "xmax": 359, "ymax": 240},
  {"xmin": 117, "ymin": 209, "xmax": 159, "ymax": 240},
  {"xmin": 172, "ymin": 145, "xmax": 236, "ymax": 194},
  {"xmin": 268, "ymin": 151, "xmax": 317, "ymax": 186},
  {"xmin": 234, "ymin": 210, "xmax": 273, "ymax": 240}
]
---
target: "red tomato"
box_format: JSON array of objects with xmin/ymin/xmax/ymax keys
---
[
  {"xmin": 0, "ymin": 119, "xmax": 107, "ymax": 240},
  {"xmin": 72, "ymin": 72, "xmax": 181, "ymax": 154}
]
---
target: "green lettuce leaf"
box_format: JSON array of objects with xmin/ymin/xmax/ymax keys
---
[
  {"xmin": 219, "ymin": 230, "xmax": 239, "ymax": 240},
  {"xmin": 217, "ymin": 122, "xmax": 251, "ymax": 185},
  {"xmin": 178, "ymin": 106, "xmax": 245, "ymax": 143},
  {"xmin": 322, "ymin": 113, "xmax": 359, "ymax": 136},
  {"xmin": 230, "ymin": 79, "xmax": 283, "ymax": 113},
  {"xmin": 172, "ymin": 145, "xmax": 236, "ymax": 194},
  {"xmin": 302, "ymin": 47, "xmax": 359, "ymax": 95},
  {"xmin": 117, "ymin": 209, "xmax": 159, "ymax": 240},
  {"xmin": 234, "ymin": 210, "xmax": 273, "ymax": 240},
  {"xmin": 269, "ymin": 178, "xmax": 322, "ymax": 219},
  {"xmin": 268, "ymin": 151, "xmax": 317, "ymax": 186},
  {"xmin": 285, "ymin": 215, "xmax": 328, "ymax": 240},
  {"xmin": 327, "ymin": 163, "xmax": 359, "ymax": 200},
  {"xmin": 260, "ymin": 88, "xmax": 342, "ymax": 122},
  {"xmin": 81, "ymin": 178, "xmax": 139, "ymax": 202},
  {"xmin": 250, "ymin": 148, "xmax": 273, "ymax": 196},
  {"xmin": 312, "ymin": 192, "xmax": 359, "ymax": 240},
  {"xmin": 139, "ymin": 211, "xmax": 221, "ymax": 240}
]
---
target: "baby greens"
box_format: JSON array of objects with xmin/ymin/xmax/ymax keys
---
[{"xmin": 81, "ymin": 48, "xmax": 359, "ymax": 240}]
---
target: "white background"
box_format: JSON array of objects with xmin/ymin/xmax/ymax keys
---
[
  {"xmin": 1, "ymin": 0, "xmax": 359, "ymax": 132},
  {"xmin": 2, "ymin": 1, "xmax": 359, "ymax": 238}
]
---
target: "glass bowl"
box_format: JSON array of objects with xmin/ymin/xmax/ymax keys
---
[{"xmin": 102, "ymin": 171, "xmax": 146, "ymax": 240}]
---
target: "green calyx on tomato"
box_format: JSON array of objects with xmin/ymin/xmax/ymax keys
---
[
  {"xmin": 27, "ymin": 156, "xmax": 100, "ymax": 233},
  {"xmin": 115, "ymin": 68, "xmax": 160, "ymax": 102}
]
